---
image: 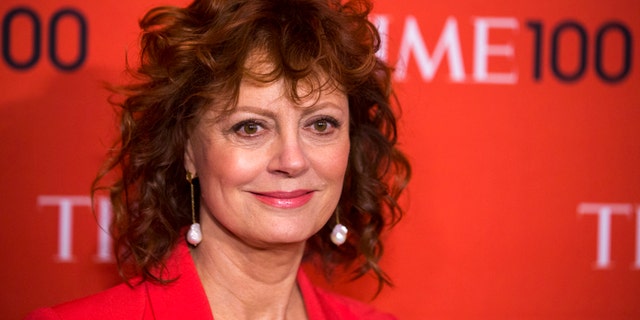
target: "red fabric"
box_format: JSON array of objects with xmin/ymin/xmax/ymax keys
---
[{"xmin": 25, "ymin": 241, "xmax": 395, "ymax": 320}]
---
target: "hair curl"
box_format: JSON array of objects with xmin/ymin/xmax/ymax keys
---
[{"xmin": 94, "ymin": 0, "xmax": 411, "ymax": 293}]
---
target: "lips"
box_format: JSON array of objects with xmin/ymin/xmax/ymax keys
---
[{"xmin": 251, "ymin": 190, "xmax": 314, "ymax": 209}]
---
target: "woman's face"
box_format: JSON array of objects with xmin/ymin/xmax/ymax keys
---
[{"xmin": 184, "ymin": 76, "xmax": 350, "ymax": 248}]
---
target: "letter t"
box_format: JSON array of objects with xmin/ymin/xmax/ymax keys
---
[{"xmin": 578, "ymin": 203, "xmax": 632, "ymax": 269}]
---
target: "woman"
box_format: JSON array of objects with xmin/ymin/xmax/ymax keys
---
[{"xmin": 27, "ymin": 0, "xmax": 410, "ymax": 318}]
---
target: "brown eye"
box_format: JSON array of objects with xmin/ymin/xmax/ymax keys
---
[
  {"xmin": 232, "ymin": 120, "xmax": 263, "ymax": 136},
  {"xmin": 313, "ymin": 120, "xmax": 329, "ymax": 132},
  {"xmin": 242, "ymin": 123, "xmax": 259, "ymax": 135}
]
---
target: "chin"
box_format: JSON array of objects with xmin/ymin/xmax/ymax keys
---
[
  {"xmin": 266, "ymin": 232, "xmax": 315, "ymax": 245},
  {"xmin": 254, "ymin": 226, "xmax": 321, "ymax": 247}
]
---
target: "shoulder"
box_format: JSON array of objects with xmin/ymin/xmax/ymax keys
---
[
  {"xmin": 24, "ymin": 241, "xmax": 209, "ymax": 320},
  {"xmin": 24, "ymin": 282, "xmax": 148, "ymax": 320},
  {"xmin": 297, "ymin": 270, "xmax": 396, "ymax": 320}
]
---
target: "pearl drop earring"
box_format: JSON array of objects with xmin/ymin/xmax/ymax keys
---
[
  {"xmin": 330, "ymin": 209, "xmax": 348, "ymax": 246},
  {"xmin": 186, "ymin": 172, "xmax": 202, "ymax": 246},
  {"xmin": 331, "ymin": 224, "xmax": 348, "ymax": 245}
]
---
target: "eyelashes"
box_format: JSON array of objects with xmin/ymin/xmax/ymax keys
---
[
  {"xmin": 229, "ymin": 116, "xmax": 343, "ymax": 138},
  {"xmin": 231, "ymin": 119, "xmax": 265, "ymax": 136},
  {"xmin": 308, "ymin": 116, "xmax": 342, "ymax": 134}
]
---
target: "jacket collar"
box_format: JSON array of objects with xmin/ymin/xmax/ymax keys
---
[{"xmin": 144, "ymin": 240, "xmax": 214, "ymax": 320}]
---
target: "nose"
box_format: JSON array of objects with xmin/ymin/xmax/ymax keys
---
[{"xmin": 268, "ymin": 131, "xmax": 310, "ymax": 177}]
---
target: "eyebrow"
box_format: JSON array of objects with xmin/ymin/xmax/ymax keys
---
[
  {"xmin": 222, "ymin": 101, "xmax": 347, "ymax": 120},
  {"xmin": 298, "ymin": 101, "xmax": 347, "ymax": 117},
  {"xmin": 230, "ymin": 105, "xmax": 278, "ymax": 119}
]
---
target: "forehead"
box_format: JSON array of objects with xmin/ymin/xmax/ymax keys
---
[
  {"xmin": 237, "ymin": 76, "xmax": 347, "ymax": 111},
  {"xmin": 202, "ymin": 50, "xmax": 347, "ymax": 123},
  {"xmin": 238, "ymin": 51, "xmax": 346, "ymax": 108}
]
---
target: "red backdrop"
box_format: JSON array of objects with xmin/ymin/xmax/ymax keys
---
[{"xmin": 1, "ymin": 0, "xmax": 639, "ymax": 319}]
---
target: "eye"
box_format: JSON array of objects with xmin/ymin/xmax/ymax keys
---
[
  {"xmin": 308, "ymin": 116, "xmax": 341, "ymax": 134},
  {"xmin": 232, "ymin": 120, "xmax": 264, "ymax": 136},
  {"xmin": 313, "ymin": 120, "xmax": 329, "ymax": 132},
  {"xmin": 241, "ymin": 122, "xmax": 259, "ymax": 135}
]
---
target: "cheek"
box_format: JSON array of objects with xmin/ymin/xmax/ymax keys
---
[
  {"xmin": 198, "ymin": 143, "xmax": 266, "ymax": 187},
  {"xmin": 313, "ymin": 142, "xmax": 351, "ymax": 182}
]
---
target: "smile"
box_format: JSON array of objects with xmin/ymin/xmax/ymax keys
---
[{"xmin": 251, "ymin": 190, "xmax": 314, "ymax": 209}]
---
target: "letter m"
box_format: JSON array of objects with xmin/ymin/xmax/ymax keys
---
[{"xmin": 395, "ymin": 16, "xmax": 465, "ymax": 82}]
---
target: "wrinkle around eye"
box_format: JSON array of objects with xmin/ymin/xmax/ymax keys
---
[
  {"xmin": 219, "ymin": 120, "xmax": 273, "ymax": 147},
  {"xmin": 304, "ymin": 116, "xmax": 342, "ymax": 134},
  {"xmin": 230, "ymin": 119, "xmax": 269, "ymax": 137}
]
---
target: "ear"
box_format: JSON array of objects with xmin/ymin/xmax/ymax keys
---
[{"xmin": 184, "ymin": 138, "xmax": 197, "ymax": 175}]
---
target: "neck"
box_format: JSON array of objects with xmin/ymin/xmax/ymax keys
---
[{"xmin": 190, "ymin": 218, "xmax": 308, "ymax": 320}]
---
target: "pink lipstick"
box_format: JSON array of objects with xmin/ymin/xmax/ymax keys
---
[{"xmin": 252, "ymin": 190, "xmax": 314, "ymax": 209}]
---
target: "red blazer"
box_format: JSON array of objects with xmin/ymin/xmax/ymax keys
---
[{"xmin": 26, "ymin": 241, "xmax": 395, "ymax": 320}]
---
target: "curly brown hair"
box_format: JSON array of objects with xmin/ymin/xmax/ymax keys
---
[{"xmin": 94, "ymin": 0, "xmax": 410, "ymax": 293}]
